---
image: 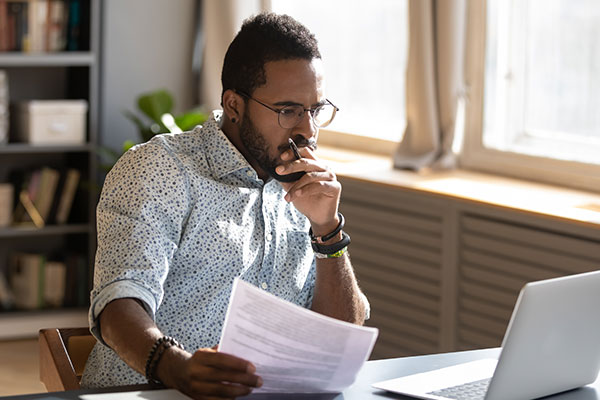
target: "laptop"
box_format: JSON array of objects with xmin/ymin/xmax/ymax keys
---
[{"xmin": 372, "ymin": 270, "xmax": 600, "ymax": 400}]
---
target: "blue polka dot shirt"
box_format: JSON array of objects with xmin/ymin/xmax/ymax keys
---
[{"xmin": 81, "ymin": 111, "xmax": 316, "ymax": 387}]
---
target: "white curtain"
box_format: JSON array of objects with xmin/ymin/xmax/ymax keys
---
[
  {"xmin": 393, "ymin": 0, "xmax": 467, "ymax": 170},
  {"xmin": 198, "ymin": 0, "xmax": 264, "ymax": 111}
]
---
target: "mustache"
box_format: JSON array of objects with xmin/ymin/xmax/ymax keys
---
[{"xmin": 278, "ymin": 137, "xmax": 318, "ymax": 153}]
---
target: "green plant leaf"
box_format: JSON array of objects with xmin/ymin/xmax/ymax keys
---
[
  {"xmin": 175, "ymin": 111, "xmax": 209, "ymax": 131},
  {"xmin": 137, "ymin": 90, "xmax": 173, "ymax": 128},
  {"xmin": 123, "ymin": 140, "xmax": 136, "ymax": 152}
]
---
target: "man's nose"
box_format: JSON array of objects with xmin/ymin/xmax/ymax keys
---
[{"xmin": 294, "ymin": 110, "xmax": 318, "ymax": 139}]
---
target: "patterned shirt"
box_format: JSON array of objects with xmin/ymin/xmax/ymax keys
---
[{"xmin": 81, "ymin": 111, "xmax": 316, "ymax": 387}]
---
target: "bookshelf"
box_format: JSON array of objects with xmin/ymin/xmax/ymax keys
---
[{"xmin": 0, "ymin": 0, "xmax": 100, "ymax": 338}]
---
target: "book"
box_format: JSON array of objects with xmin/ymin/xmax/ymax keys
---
[
  {"xmin": 10, "ymin": 253, "xmax": 45, "ymax": 309},
  {"xmin": 47, "ymin": 0, "xmax": 68, "ymax": 51},
  {"xmin": 54, "ymin": 168, "xmax": 80, "ymax": 224},
  {"xmin": 65, "ymin": 0, "xmax": 80, "ymax": 51},
  {"xmin": 0, "ymin": 1, "xmax": 8, "ymax": 51},
  {"xmin": 26, "ymin": 166, "xmax": 59, "ymax": 224},
  {"xmin": 44, "ymin": 260, "xmax": 66, "ymax": 307},
  {"xmin": 0, "ymin": 69, "xmax": 8, "ymax": 145},
  {"xmin": 12, "ymin": 167, "xmax": 60, "ymax": 226}
]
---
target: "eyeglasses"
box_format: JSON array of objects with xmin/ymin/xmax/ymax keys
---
[{"xmin": 237, "ymin": 91, "xmax": 339, "ymax": 129}]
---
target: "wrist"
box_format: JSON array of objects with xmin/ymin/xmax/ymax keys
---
[
  {"xmin": 309, "ymin": 215, "xmax": 341, "ymax": 238},
  {"xmin": 145, "ymin": 336, "xmax": 186, "ymax": 387},
  {"xmin": 309, "ymin": 213, "xmax": 351, "ymax": 256},
  {"xmin": 155, "ymin": 346, "xmax": 190, "ymax": 389}
]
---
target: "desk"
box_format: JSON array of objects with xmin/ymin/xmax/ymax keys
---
[{"xmin": 7, "ymin": 348, "xmax": 600, "ymax": 399}]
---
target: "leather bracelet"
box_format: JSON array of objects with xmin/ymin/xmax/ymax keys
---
[
  {"xmin": 309, "ymin": 212, "xmax": 345, "ymax": 244},
  {"xmin": 312, "ymin": 231, "xmax": 351, "ymax": 255},
  {"xmin": 145, "ymin": 336, "xmax": 185, "ymax": 386}
]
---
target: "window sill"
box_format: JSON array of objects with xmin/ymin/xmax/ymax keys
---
[{"xmin": 319, "ymin": 145, "xmax": 600, "ymax": 228}]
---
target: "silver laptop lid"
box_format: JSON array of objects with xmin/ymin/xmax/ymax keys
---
[{"xmin": 486, "ymin": 270, "xmax": 600, "ymax": 400}]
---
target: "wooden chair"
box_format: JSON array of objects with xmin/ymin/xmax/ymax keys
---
[{"xmin": 39, "ymin": 327, "xmax": 97, "ymax": 392}]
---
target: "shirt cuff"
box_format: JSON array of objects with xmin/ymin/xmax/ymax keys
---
[{"xmin": 88, "ymin": 279, "xmax": 157, "ymax": 346}]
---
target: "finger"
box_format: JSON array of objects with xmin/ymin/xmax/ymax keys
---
[
  {"xmin": 286, "ymin": 179, "xmax": 340, "ymax": 203},
  {"xmin": 284, "ymin": 171, "xmax": 338, "ymax": 200},
  {"xmin": 276, "ymin": 158, "xmax": 327, "ymax": 177},
  {"xmin": 193, "ymin": 349, "xmax": 256, "ymax": 373}
]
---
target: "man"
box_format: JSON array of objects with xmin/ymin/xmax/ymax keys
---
[{"xmin": 81, "ymin": 12, "xmax": 368, "ymax": 399}]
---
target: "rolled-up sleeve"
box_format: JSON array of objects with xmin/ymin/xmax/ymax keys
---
[{"xmin": 89, "ymin": 140, "xmax": 190, "ymax": 344}]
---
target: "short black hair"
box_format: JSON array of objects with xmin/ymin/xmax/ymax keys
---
[{"xmin": 221, "ymin": 12, "xmax": 321, "ymax": 101}]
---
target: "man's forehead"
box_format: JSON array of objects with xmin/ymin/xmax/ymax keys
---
[{"xmin": 257, "ymin": 58, "xmax": 326, "ymax": 102}]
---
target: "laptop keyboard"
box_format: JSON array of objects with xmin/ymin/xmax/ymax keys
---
[{"xmin": 428, "ymin": 377, "xmax": 491, "ymax": 400}]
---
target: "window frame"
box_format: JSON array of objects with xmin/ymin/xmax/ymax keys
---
[{"xmin": 461, "ymin": 0, "xmax": 600, "ymax": 193}]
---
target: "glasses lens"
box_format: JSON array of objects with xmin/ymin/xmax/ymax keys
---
[
  {"xmin": 278, "ymin": 105, "xmax": 305, "ymax": 129},
  {"xmin": 277, "ymin": 103, "xmax": 337, "ymax": 128},
  {"xmin": 312, "ymin": 104, "xmax": 336, "ymax": 127}
]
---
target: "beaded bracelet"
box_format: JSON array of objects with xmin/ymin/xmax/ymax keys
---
[{"xmin": 145, "ymin": 336, "xmax": 185, "ymax": 386}]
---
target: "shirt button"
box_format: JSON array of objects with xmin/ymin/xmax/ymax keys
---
[
  {"xmin": 261, "ymin": 282, "xmax": 268, "ymax": 290},
  {"xmin": 246, "ymin": 170, "xmax": 253, "ymax": 177},
  {"xmin": 266, "ymin": 233, "xmax": 273, "ymax": 241}
]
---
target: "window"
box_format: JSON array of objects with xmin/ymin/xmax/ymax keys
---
[
  {"xmin": 463, "ymin": 0, "xmax": 600, "ymax": 191},
  {"xmin": 269, "ymin": 0, "xmax": 408, "ymax": 143}
]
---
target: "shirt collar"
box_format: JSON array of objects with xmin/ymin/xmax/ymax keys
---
[{"xmin": 198, "ymin": 111, "xmax": 258, "ymax": 180}]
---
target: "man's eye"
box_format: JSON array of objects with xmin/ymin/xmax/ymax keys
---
[{"xmin": 280, "ymin": 107, "xmax": 300, "ymax": 116}]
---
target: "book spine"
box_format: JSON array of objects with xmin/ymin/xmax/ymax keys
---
[
  {"xmin": 55, "ymin": 168, "xmax": 80, "ymax": 224},
  {"xmin": 0, "ymin": 69, "xmax": 8, "ymax": 145}
]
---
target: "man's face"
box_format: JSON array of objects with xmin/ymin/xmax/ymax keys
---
[{"xmin": 239, "ymin": 58, "xmax": 325, "ymax": 182}]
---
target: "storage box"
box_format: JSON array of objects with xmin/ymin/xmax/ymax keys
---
[{"xmin": 16, "ymin": 100, "xmax": 88, "ymax": 145}]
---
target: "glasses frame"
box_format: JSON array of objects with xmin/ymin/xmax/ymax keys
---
[{"xmin": 236, "ymin": 90, "xmax": 339, "ymax": 129}]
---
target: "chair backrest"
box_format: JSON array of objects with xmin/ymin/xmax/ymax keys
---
[{"xmin": 39, "ymin": 327, "xmax": 96, "ymax": 392}]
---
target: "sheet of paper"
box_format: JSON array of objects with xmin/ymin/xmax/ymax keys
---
[
  {"xmin": 219, "ymin": 278, "xmax": 379, "ymax": 393},
  {"xmin": 80, "ymin": 389, "xmax": 192, "ymax": 399}
]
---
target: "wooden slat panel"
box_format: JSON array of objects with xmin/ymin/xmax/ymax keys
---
[
  {"xmin": 351, "ymin": 252, "xmax": 440, "ymax": 282},
  {"xmin": 462, "ymin": 234, "xmax": 599, "ymax": 272},
  {"xmin": 360, "ymin": 280, "xmax": 439, "ymax": 313},
  {"xmin": 458, "ymin": 312, "xmax": 508, "ymax": 337},
  {"xmin": 459, "ymin": 281, "xmax": 519, "ymax": 309},
  {"xmin": 340, "ymin": 177, "xmax": 446, "ymax": 218},
  {"xmin": 462, "ymin": 250, "xmax": 569, "ymax": 281},
  {"xmin": 368, "ymin": 296, "xmax": 439, "ymax": 329},
  {"xmin": 374, "ymin": 328, "xmax": 438, "ymax": 355},
  {"xmin": 461, "ymin": 264, "xmax": 527, "ymax": 293},
  {"xmin": 339, "ymin": 179, "xmax": 444, "ymax": 359},
  {"xmin": 369, "ymin": 312, "xmax": 439, "ymax": 343},
  {"xmin": 349, "ymin": 231, "xmax": 441, "ymax": 265},
  {"xmin": 364, "ymin": 268, "xmax": 440, "ymax": 297},
  {"xmin": 343, "ymin": 203, "xmax": 443, "ymax": 238},
  {"xmin": 457, "ymin": 213, "xmax": 600, "ymax": 351},
  {"xmin": 458, "ymin": 328, "xmax": 503, "ymax": 350},
  {"xmin": 463, "ymin": 215, "xmax": 600, "ymax": 259},
  {"xmin": 460, "ymin": 297, "xmax": 513, "ymax": 324}
]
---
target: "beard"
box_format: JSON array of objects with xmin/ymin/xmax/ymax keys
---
[{"xmin": 239, "ymin": 113, "xmax": 314, "ymax": 183}]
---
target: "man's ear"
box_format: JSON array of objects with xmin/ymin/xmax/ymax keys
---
[{"xmin": 222, "ymin": 90, "xmax": 245, "ymax": 124}]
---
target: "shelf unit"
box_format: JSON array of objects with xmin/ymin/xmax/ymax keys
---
[{"xmin": 0, "ymin": 0, "xmax": 101, "ymax": 338}]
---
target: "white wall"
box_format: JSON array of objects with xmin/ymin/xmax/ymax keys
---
[{"xmin": 100, "ymin": 0, "xmax": 198, "ymax": 151}]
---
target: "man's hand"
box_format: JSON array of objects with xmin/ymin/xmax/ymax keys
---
[
  {"xmin": 100, "ymin": 298, "xmax": 262, "ymax": 400},
  {"xmin": 276, "ymin": 146, "xmax": 341, "ymax": 235},
  {"xmin": 160, "ymin": 346, "xmax": 263, "ymax": 400}
]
